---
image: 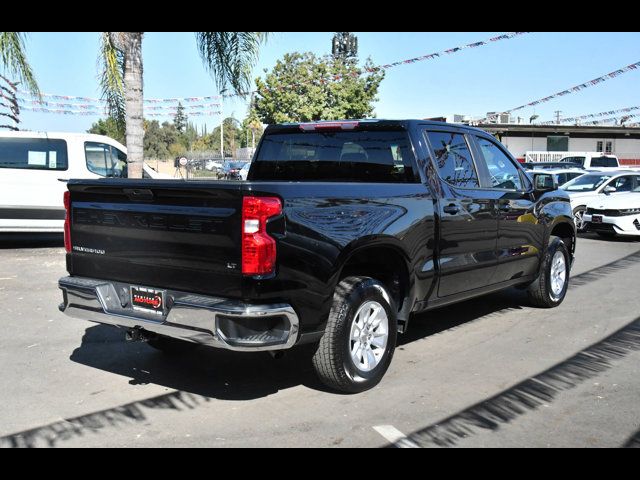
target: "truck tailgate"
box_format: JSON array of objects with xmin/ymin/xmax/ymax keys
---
[{"xmin": 67, "ymin": 179, "xmax": 244, "ymax": 298}]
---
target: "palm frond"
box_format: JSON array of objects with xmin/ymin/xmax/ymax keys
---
[
  {"xmin": 195, "ymin": 32, "xmax": 268, "ymax": 97},
  {"xmin": 99, "ymin": 32, "xmax": 126, "ymax": 131},
  {"xmin": 0, "ymin": 32, "xmax": 39, "ymax": 96}
]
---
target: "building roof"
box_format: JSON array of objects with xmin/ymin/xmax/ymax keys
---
[{"xmin": 475, "ymin": 123, "xmax": 640, "ymax": 136}]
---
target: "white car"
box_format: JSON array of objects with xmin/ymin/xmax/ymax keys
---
[
  {"xmin": 0, "ymin": 131, "xmax": 170, "ymax": 233},
  {"xmin": 560, "ymin": 171, "xmax": 640, "ymax": 232},
  {"xmin": 583, "ymin": 187, "xmax": 640, "ymax": 237},
  {"xmin": 238, "ymin": 162, "xmax": 251, "ymax": 181}
]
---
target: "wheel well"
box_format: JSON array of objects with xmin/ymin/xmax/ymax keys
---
[
  {"xmin": 339, "ymin": 246, "xmax": 410, "ymax": 313},
  {"xmin": 551, "ymin": 222, "xmax": 575, "ymax": 255}
]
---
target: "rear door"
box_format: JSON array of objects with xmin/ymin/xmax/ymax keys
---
[
  {"xmin": 471, "ymin": 134, "xmax": 543, "ymax": 283},
  {"xmin": 423, "ymin": 128, "xmax": 499, "ymax": 297}
]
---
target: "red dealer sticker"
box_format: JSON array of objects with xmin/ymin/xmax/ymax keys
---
[{"xmin": 131, "ymin": 286, "xmax": 165, "ymax": 316}]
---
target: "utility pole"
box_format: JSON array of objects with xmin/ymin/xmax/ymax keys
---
[
  {"xmin": 220, "ymin": 107, "xmax": 224, "ymax": 160},
  {"xmin": 554, "ymin": 110, "xmax": 562, "ymax": 124}
]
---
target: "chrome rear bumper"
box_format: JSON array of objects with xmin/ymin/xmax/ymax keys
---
[{"xmin": 58, "ymin": 276, "xmax": 299, "ymax": 351}]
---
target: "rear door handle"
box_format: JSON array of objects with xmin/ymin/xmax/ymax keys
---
[{"xmin": 443, "ymin": 204, "xmax": 459, "ymax": 215}]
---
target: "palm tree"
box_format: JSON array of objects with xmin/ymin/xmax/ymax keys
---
[
  {"xmin": 0, "ymin": 32, "xmax": 39, "ymax": 95},
  {"xmin": 100, "ymin": 32, "xmax": 267, "ymax": 178},
  {"xmin": 0, "ymin": 32, "xmax": 40, "ymax": 130}
]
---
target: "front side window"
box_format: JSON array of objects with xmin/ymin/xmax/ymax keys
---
[
  {"xmin": 425, "ymin": 131, "xmax": 479, "ymax": 188},
  {"xmin": 0, "ymin": 137, "xmax": 68, "ymax": 171},
  {"xmin": 476, "ymin": 137, "xmax": 523, "ymax": 191},
  {"xmin": 85, "ymin": 143, "xmax": 127, "ymax": 177},
  {"xmin": 611, "ymin": 176, "xmax": 637, "ymax": 192}
]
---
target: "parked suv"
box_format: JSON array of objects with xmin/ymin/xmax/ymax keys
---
[
  {"xmin": 58, "ymin": 120, "xmax": 576, "ymax": 393},
  {"xmin": 561, "ymin": 171, "xmax": 640, "ymax": 231}
]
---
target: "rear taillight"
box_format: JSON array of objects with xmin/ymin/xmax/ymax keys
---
[
  {"xmin": 242, "ymin": 196, "xmax": 282, "ymax": 276},
  {"xmin": 63, "ymin": 191, "xmax": 71, "ymax": 253}
]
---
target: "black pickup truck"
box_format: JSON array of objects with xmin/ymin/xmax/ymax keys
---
[{"xmin": 59, "ymin": 120, "xmax": 576, "ymax": 393}]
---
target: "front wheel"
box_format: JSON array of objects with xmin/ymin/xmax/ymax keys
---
[
  {"xmin": 527, "ymin": 236, "xmax": 571, "ymax": 308},
  {"xmin": 312, "ymin": 276, "xmax": 397, "ymax": 393},
  {"xmin": 573, "ymin": 206, "xmax": 587, "ymax": 232}
]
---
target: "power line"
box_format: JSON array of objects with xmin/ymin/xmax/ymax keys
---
[
  {"xmin": 485, "ymin": 61, "xmax": 640, "ymax": 121},
  {"xmin": 539, "ymin": 105, "xmax": 640, "ymax": 125},
  {"xmin": 15, "ymin": 32, "xmax": 531, "ymax": 111}
]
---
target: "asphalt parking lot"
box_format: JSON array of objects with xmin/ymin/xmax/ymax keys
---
[{"xmin": 0, "ymin": 232, "xmax": 639, "ymax": 448}]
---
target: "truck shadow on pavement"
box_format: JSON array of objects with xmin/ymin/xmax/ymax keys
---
[
  {"xmin": 390, "ymin": 315, "xmax": 640, "ymax": 448},
  {"xmin": 623, "ymin": 428, "xmax": 640, "ymax": 448}
]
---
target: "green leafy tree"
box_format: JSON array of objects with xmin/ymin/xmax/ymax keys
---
[
  {"xmin": 208, "ymin": 117, "xmax": 242, "ymax": 156},
  {"xmin": 143, "ymin": 120, "xmax": 182, "ymax": 159},
  {"xmin": 88, "ymin": 117, "xmax": 125, "ymax": 144},
  {"xmin": 254, "ymin": 52, "xmax": 384, "ymax": 124},
  {"xmin": 100, "ymin": 32, "xmax": 268, "ymax": 178},
  {"xmin": 173, "ymin": 102, "xmax": 187, "ymax": 133}
]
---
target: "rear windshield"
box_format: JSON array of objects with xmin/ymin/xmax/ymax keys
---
[
  {"xmin": 0, "ymin": 137, "xmax": 68, "ymax": 171},
  {"xmin": 250, "ymin": 130, "xmax": 417, "ymax": 182},
  {"xmin": 591, "ymin": 156, "xmax": 618, "ymax": 168},
  {"xmin": 561, "ymin": 156, "xmax": 585, "ymax": 167}
]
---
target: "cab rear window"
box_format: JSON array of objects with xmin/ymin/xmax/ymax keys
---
[
  {"xmin": 591, "ymin": 157, "xmax": 618, "ymax": 168},
  {"xmin": 0, "ymin": 137, "xmax": 68, "ymax": 171},
  {"xmin": 251, "ymin": 130, "xmax": 417, "ymax": 182}
]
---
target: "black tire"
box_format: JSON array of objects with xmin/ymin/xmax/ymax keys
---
[
  {"xmin": 312, "ymin": 276, "xmax": 397, "ymax": 393},
  {"xmin": 147, "ymin": 335, "xmax": 198, "ymax": 355},
  {"xmin": 527, "ymin": 236, "xmax": 571, "ymax": 308},
  {"xmin": 573, "ymin": 206, "xmax": 587, "ymax": 232}
]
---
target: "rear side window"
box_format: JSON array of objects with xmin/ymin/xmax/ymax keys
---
[
  {"xmin": 425, "ymin": 131, "xmax": 479, "ymax": 188},
  {"xmin": 0, "ymin": 137, "xmax": 68, "ymax": 171},
  {"xmin": 85, "ymin": 142, "xmax": 127, "ymax": 178},
  {"xmin": 251, "ymin": 130, "xmax": 417, "ymax": 182}
]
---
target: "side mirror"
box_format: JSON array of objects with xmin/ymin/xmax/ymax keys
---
[
  {"xmin": 603, "ymin": 186, "xmax": 617, "ymax": 194},
  {"xmin": 532, "ymin": 173, "xmax": 558, "ymax": 193}
]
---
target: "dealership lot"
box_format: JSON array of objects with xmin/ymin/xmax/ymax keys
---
[{"xmin": 0, "ymin": 233, "xmax": 639, "ymax": 448}]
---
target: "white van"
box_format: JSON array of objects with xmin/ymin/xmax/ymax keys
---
[{"xmin": 0, "ymin": 131, "xmax": 170, "ymax": 233}]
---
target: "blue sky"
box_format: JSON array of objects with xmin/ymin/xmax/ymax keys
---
[{"xmin": 9, "ymin": 31, "xmax": 640, "ymax": 132}]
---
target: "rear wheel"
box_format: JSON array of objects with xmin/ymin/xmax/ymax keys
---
[
  {"xmin": 573, "ymin": 206, "xmax": 587, "ymax": 232},
  {"xmin": 147, "ymin": 335, "xmax": 198, "ymax": 355},
  {"xmin": 312, "ymin": 276, "xmax": 397, "ymax": 393},
  {"xmin": 527, "ymin": 236, "xmax": 570, "ymax": 308}
]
